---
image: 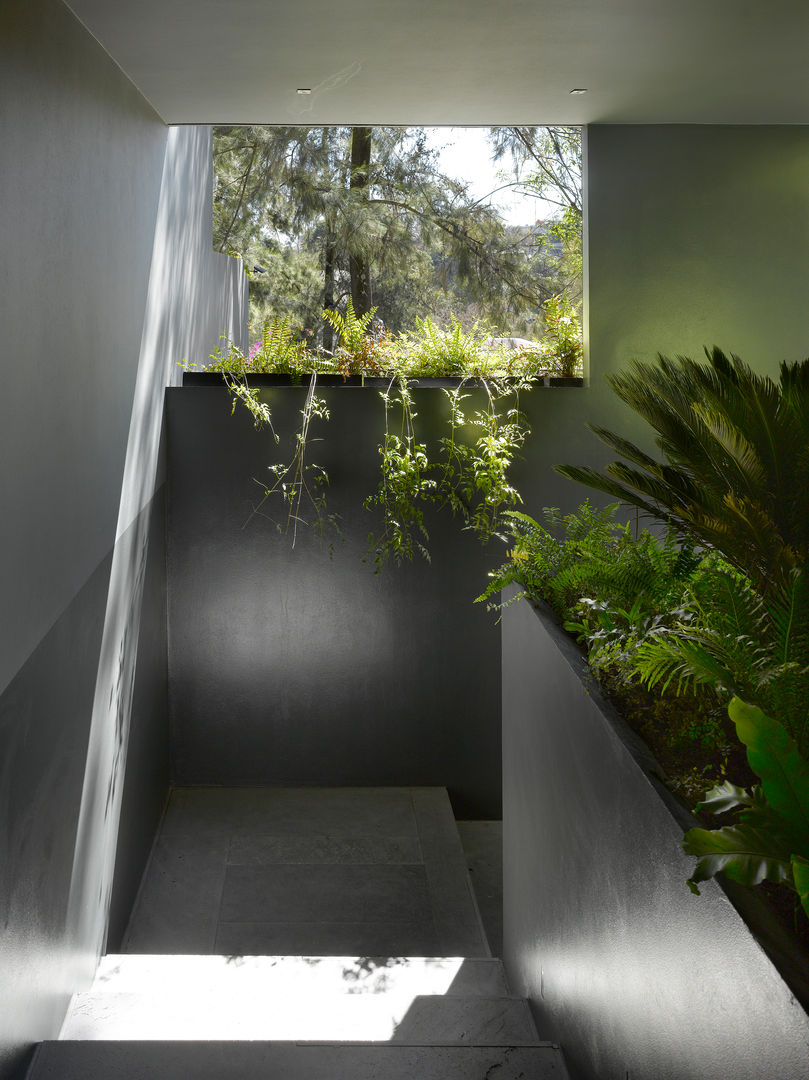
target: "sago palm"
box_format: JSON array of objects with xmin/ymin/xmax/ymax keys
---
[
  {"xmin": 555, "ymin": 348, "xmax": 809, "ymax": 599},
  {"xmin": 632, "ymin": 561, "xmax": 809, "ymax": 756}
]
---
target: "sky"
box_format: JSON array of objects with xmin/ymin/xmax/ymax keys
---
[{"xmin": 425, "ymin": 127, "xmax": 558, "ymax": 227}]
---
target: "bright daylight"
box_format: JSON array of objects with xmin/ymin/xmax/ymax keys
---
[{"xmin": 210, "ymin": 125, "xmax": 583, "ymax": 376}]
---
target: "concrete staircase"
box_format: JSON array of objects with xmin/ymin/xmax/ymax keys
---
[
  {"xmin": 30, "ymin": 955, "xmax": 568, "ymax": 1078},
  {"xmin": 26, "ymin": 789, "xmax": 571, "ymax": 1078}
]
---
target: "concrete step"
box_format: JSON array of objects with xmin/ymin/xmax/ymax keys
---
[
  {"xmin": 60, "ymin": 991, "xmax": 537, "ymax": 1042},
  {"xmin": 80, "ymin": 953, "xmax": 511, "ymax": 997},
  {"xmin": 29, "ymin": 1041, "xmax": 571, "ymax": 1079},
  {"xmin": 59, "ymin": 956, "xmax": 532, "ymax": 1043}
]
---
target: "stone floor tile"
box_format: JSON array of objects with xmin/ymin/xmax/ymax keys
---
[
  {"xmin": 122, "ymin": 835, "xmax": 229, "ymax": 954},
  {"xmin": 228, "ymin": 835, "xmax": 422, "ymax": 865},
  {"xmin": 219, "ymin": 863, "xmax": 432, "ymax": 925},
  {"xmin": 213, "ymin": 920, "xmax": 442, "ymax": 957}
]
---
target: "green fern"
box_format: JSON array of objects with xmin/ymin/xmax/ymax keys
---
[
  {"xmin": 555, "ymin": 349, "xmax": 809, "ymax": 600},
  {"xmin": 633, "ymin": 564, "xmax": 809, "ymax": 756},
  {"xmin": 321, "ymin": 296, "xmax": 378, "ymax": 356}
]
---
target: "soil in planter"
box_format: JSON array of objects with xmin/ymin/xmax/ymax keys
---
[{"xmin": 600, "ymin": 673, "xmax": 809, "ymax": 953}]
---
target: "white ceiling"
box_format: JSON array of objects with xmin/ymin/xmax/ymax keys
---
[{"xmin": 65, "ymin": 0, "xmax": 809, "ymax": 126}]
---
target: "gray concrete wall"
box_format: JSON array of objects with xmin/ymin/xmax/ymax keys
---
[
  {"xmin": 166, "ymin": 384, "xmax": 503, "ymax": 819},
  {"xmin": 511, "ymin": 124, "xmax": 809, "ymax": 519},
  {"xmin": 501, "ymin": 122, "xmax": 809, "ymax": 1080},
  {"xmin": 0, "ymin": 1, "xmax": 246, "ymax": 1074},
  {"xmin": 502, "ymin": 598, "xmax": 809, "ymax": 1080}
]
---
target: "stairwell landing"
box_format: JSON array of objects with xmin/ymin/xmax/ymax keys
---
[{"xmin": 27, "ymin": 786, "xmax": 570, "ymax": 1078}]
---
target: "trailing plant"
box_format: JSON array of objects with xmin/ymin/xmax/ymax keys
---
[
  {"xmin": 364, "ymin": 375, "xmax": 531, "ymax": 567},
  {"xmin": 684, "ymin": 698, "xmax": 809, "ymax": 923},
  {"xmin": 437, "ymin": 378, "xmax": 529, "ymax": 540},
  {"xmin": 364, "ymin": 378, "xmax": 437, "ymax": 566},
  {"xmin": 555, "ymin": 349, "xmax": 809, "ymax": 601},
  {"xmin": 189, "ymin": 297, "xmax": 585, "ymax": 563},
  {"xmin": 243, "ymin": 373, "xmax": 338, "ymax": 546}
]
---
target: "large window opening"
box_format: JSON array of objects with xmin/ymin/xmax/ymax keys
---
[{"xmin": 212, "ymin": 126, "xmax": 582, "ymax": 373}]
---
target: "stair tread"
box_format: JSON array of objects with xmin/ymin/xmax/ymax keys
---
[
  {"xmin": 30, "ymin": 1041, "xmax": 571, "ymax": 1079},
  {"xmin": 87, "ymin": 954, "xmax": 510, "ymax": 996},
  {"xmin": 61, "ymin": 989, "xmax": 535, "ymax": 1043},
  {"xmin": 124, "ymin": 787, "xmax": 490, "ymax": 959}
]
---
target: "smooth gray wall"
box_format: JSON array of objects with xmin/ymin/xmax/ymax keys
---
[
  {"xmin": 502, "ymin": 124, "xmax": 809, "ymax": 1079},
  {"xmin": 502, "ymin": 598, "xmax": 809, "ymax": 1080},
  {"xmin": 511, "ymin": 125, "xmax": 809, "ymax": 520},
  {"xmin": 0, "ymin": 2, "xmax": 246, "ymax": 1074},
  {"xmin": 166, "ymin": 384, "xmax": 503, "ymax": 819}
]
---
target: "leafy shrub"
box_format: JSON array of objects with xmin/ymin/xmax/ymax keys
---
[
  {"xmin": 539, "ymin": 293, "xmax": 583, "ymax": 377},
  {"xmin": 555, "ymin": 349, "xmax": 809, "ymax": 601},
  {"xmin": 477, "ymin": 502, "xmax": 735, "ymax": 773},
  {"xmin": 209, "ymin": 315, "xmax": 310, "ymax": 375},
  {"xmin": 633, "ymin": 563, "xmax": 809, "ymax": 758},
  {"xmin": 399, "ymin": 315, "xmax": 504, "ymax": 377},
  {"xmin": 684, "ymin": 699, "xmax": 809, "ymax": 920}
]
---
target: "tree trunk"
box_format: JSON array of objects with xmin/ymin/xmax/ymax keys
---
[
  {"xmin": 349, "ymin": 126, "xmax": 373, "ymax": 315},
  {"xmin": 322, "ymin": 225, "xmax": 337, "ymax": 352}
]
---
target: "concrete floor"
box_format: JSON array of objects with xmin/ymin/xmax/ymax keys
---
[{"xmin": 122, "ymin": 787, "xmax": 494, "ymax": 958}]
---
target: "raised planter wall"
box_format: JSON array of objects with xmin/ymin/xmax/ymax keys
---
[{"xmin": 502, "ymin": 594, "xmax": 809, "ymax": 1080}]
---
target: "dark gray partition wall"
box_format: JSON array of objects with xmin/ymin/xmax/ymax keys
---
[{"xmin": 166, "ymin": 384, "xmax": 505, "ymax": 818}]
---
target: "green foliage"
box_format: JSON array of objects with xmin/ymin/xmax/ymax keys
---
[
  {"xmin": 246, "ymin": 375, "xmax": 339, "ymax": 546},
  {"xmin": 365, "ymin": 376, "xmax": 531, "ymax": 567},
  {"xmin": 548, "ymin": 205, "xmax": 583, "ymax": 283},
  {"xmin": 539, "ymin": 294, "xmax": 583, "ymax": 378},
  {"xmin": 249, "ymin": 316, "xmax": 309, "ymax": 373},
  {"xmin": 438, "ymin": 382, "xmax": 527, "ymax": 540},
  {"xmin": 322, "ymin": 297, "xmax": 378, "ymax": 356},
  {"xmin": 477, "ymin": 502, "xmax": 728, "ymax": 758},
  {"xmin": 205, "ymin": 304, "xmax": 546, "ymax": 566},
  {"xmin": 684, "ymin": 699, "xmax": 809, "ymax": 921},
  {"xmin": 555, "ymin": 349, "xmax": 809, "ymax": 601},
  {"xmin": 632, "ymin": 563, "xmax": 809, "ymax": 757},
  {"xmin": 400, "ymin": 316, "xmax": 495, "ymax": 376},
  {"xmin": 477, "ymin": 501, "xmax": 697, "ymax": 618},
  {"xmin": 364, "ymin": 380, "xmax": 436, "ymax": 566},
  {"xmin": 213, "ymin": 125, "xmax": 583, "ymax": 340}
]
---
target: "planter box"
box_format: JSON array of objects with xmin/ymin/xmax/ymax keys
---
[
  {"xmin": 502, "ymin": 593, "xmax": 809, "ymax": 1080},
  {"xmin": 182, "ymin": 371, "xmax": 584, "ymax": 389}
]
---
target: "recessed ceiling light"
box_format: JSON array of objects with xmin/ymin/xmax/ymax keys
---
[
  {"xmin": 296, "ymin": 88, "xmax": 312, "ymax": 95},
  {"xmin": 569, "ymin": 88, "xmax": 588, "ymax": 95}
]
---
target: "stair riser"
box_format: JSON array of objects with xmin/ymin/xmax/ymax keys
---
[{"xmin": 30, "ymin": 1041, "xmax": 570, "ymax": 1079}]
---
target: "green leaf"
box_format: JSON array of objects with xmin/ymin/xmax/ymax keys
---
[
  {"xmin": 696, "ymin": 780, "xmax": 761, "ymax": 815},
  {"xmin": 729, "ymin": 697, "xmax": 809, "ymax": 851},
  {"xmin": 683, "ymin": 822, "xmax": 794, "ymax": 889}
]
